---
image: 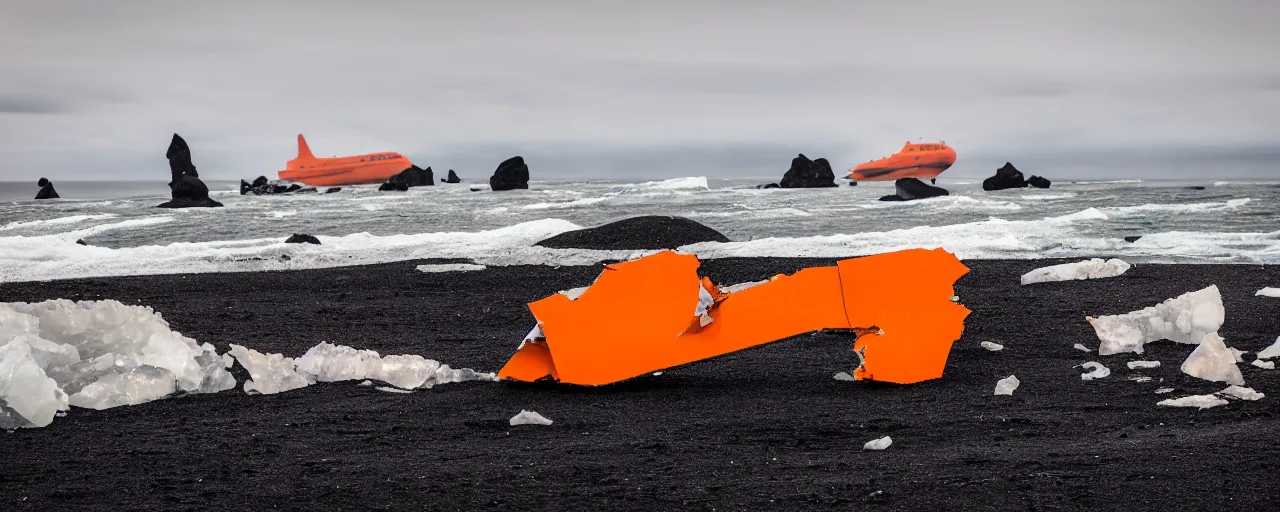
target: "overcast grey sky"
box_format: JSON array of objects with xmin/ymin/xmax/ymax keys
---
[{"xmin": 1, "ymin": 0, "xmax": 1277, "ymax": 181}]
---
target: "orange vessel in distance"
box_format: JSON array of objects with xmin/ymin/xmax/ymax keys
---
[
  {"xmin": 848, "ymin": 141, "xmax": 956, "ymax": 181},
  {"xmin": 277, "ymin": 134, "xmax": 414, "ymax": 187}
]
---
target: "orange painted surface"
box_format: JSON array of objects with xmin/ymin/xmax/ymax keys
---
[
  {"xmin": 276, "ymin": 134, "xmax": 414, "ymax": 186},
  {"xmin": 848, "ymin": 141, "xmax": 957, "ymax": 181},
  {"xmin": 498, "ymin": 248, "xmax": 970, "ymax": 386}
]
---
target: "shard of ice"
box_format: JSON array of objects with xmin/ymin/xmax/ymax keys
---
[
  {"xmin": 228, "ymin": 344, "xmax": 313, "ymax": 395},
  {"xmin": 832, "ymin": 371, "xmax": 855, "ymax": 381},
  {"xmin": 1085, "ymin": 285, "xmax": 1224, "ymax": 355},
  {"xmin": 509, "ymin": 409, "xmax": 553, "ymax": 426},
  {"xmin": 294, "ymin": 342, "xmax": 497, "ymax": 389},
  {"xmin": 1154, "ymin": 387, "xmax": 1175, "ymax": 394},
  {"xmin": 980, "ymin": 341, "xmax": 1004, "ymax": 352},
  {"xmin": 994, "ymin": 375, "xmax": 1019, "ymax": 395},
  {"xmin": 1080, "ymin": 361, "xmax": 1110, "ymax": 380},
  {"xmin": 1020, "ymin": 258, "xmax": 1131, "ymax": 285},
  {"xmin": 1073, "ymin": 343, "xmax": 1092, "ymax": 353},
  {"xmin": 1180, "ymin": 333, "xmax": 1245, "ymax": 386},
  {"xmin": 1127, "ymin": 360, "xmax": 1161, "ymax": 369},
  {"xmin": 1256, "ymin": 287, "xmax": 1280, "ymax": 298},
  {"xmin": 0, "ymin": 337, "xmax": 69, "ymax": 428},
  {"xmin": 1158, "ymin": 394, "xmax": 1229, "ymax": 409},
  {"xmin": 0, "ymin": 299, "xmax": 235, "ymax": 427},
  {"xmin": 1218, "ymin": 385, "xmax": 1264, "ymax": 401},
  {"xmin": 863, "ymin": 436, "xmax": 893, "ymax": 450},
  {"xmin": 1252, "ymin": 359, "xmax": 1275, "ymax": 370},
  {"xmin": 1257, "ymin": 337, "xmax": 1280, "ymax": 360}
]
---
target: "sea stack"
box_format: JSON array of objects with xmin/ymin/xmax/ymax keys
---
[
  {"xmin": 879, "ymin": 178, "xmax": 950, "ymax": 201},
  {"xmin": 489, "ymin": 156, "xmax": 530, "ymax": 191},
  {"xmin": 443, "ymin": 169, "xmax": 461, "ymax": 183},
  {"xmin": 983, "ymin": 162, "xmax": 1027, "ymax": 191},
  {"xmin": 158, "ymin": 134, "xmax": 223, "ymax": 208},
  {"xmin": 34, "ymin": 178, "xmax": 59, "ymax": 199},
  {"xmin": 379, "ymin": 165, "xmax": 434, "ymax": 191},
  {"xmin": 1026, "ymin": 175, "xmax": 1051, "ymax": 188},
  {"xmin": 779, "ymin": 154, "xmax": 838, "ymax": 188}
]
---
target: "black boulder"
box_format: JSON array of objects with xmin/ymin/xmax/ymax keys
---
[
  {"xmin": 442, "ymin": 170, "xmax": 461, "ymax": 183},
  {"xmin": 878, "ymin": 178, "xmax": 950, "ymax": 202},
  {"xmin": 490, "ymin": 156, "xmax": 530, "ymax": 191},
  {"xmin": 779, "ymin": 154, "xmax": 838, "ymax": 188},
  {"xmin": 382, "ymin": 165, "xmax": 435, "ymax": 191},
  {"xmin": 535, "ymin": 216, "xmax": 730, "ymax": 251},
  {"xmin": 324, "ymin": 188, "xmax": 342, "ymax": 194},
  {"xmin": 1027, "ymin": 175, "xmax": 1052, "ymax": 188},
  {"xmin": 284, "ymin": 234, "xmax": 321, "ymax": 245},
  {"xmin": 982, "ymin": 162, "xmax": 1028, "ymax": 191},
  {"xmin": 756, "ymin": 183, "xmax": 780, "ymax": 189},
  {"xmin": 158, "ymin": 134, "xmax": 223, "ymax": 208},
  {"xmin": 35, "ymin": 178, "xmax": 59, "ymax": 199},
  {"xmin": 1124, "ymin": 236, "xmax": 1142, "ymax": 243}
]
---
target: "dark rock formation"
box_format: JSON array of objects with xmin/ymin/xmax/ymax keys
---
[
  {"xmin": 284, "ymin": 234, "xmax": 321, "ymax": 245},
  {"xmin": 158, "ymin": 134, "xmax": 223, "ymax": 208},
  {"xmin": 324, "ymin": 187, "xmax": 342, "ymax": 194},
  {"xmin": 878, "ymin": 178, "xmax": 950, "ymax": 202},
  {"xmin": 756, "ymin": 183, "xmax": 780, "ymax": 189},
  {"xmin": 1185, "ymin": 186, "xmax": 1206, "ymax": 190},
  {"xmin": 241, "ymin": 176, "xmax": 316, "ymax": 195},
  {"xmin": 779, "ymin": 154, "xmax": 838, "ymax": 188},
  {"xmin": 381, "ymin": 165, "xmax": 434, "ymax": 191},
  {"xmin": 442, "ymin": 170, "xmax": 461, "ymax": 183},
  {"xmin": 35, "ymin": 178, "xmax": 59, "ymax": 199},
  {"xmin": 982, "ymin": 162, "xmax": 1027, "ymax": 191},
  {"xmin": 490, "ymin": 156, "xmax": 530, "ymax": 191},
  {"xmin": 75, "ymin": 239, "xmax": 87, "ymax": 246},
  {"xmin": 1124, "ymin": 236, "xmax": 1142, "ymax": 243},
  {"xmin": 535, "ymin": 216, "xmax": 730, "ymax": 251},
  {"xmin": 848, "ymin": 181, "xmax": 857, "ymax": 186},
  {"xmin": 1026, "ymin": 175, "xmax": 1052, "ymax": 189}
]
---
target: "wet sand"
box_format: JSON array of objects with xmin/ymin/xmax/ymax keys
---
[{"xmin": 2, "ymin": 258, "xmax": 1279, "ymax": 510}]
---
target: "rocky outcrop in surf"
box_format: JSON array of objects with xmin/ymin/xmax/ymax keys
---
[
  {"xmin": 379, "ymin": 165, "xmax": 434, "ymax": 191},
  {"xmin": 35, "ymin": 178, "xmax": 59, "ymax": 199},
  {"xmin": 442, "ymin": 170, "xmax": 461, "ymax": 183},
  {"xmin": 983, "ymin": 162, "xmax": 1051, "ymax": 190},
  {"xmin": 780, "ymin": 154, "xmax": 838, "ymax": 188},
  {"xmin": 879, "ymin": 178, "xmax": 950, "ymax": 201},
  {"xmin": 158, "ymin": 134, "xmax": 223, "ymax": 208},
  {"xmin": 536, "ymin": 216, "xmax": 730, "ymax": 250},
  {"xmin": 490, "ymin": 157, "xmax": 530, "ymax": 191},
  {"xmin": 241, "ymin": 176, "xmax": 317, "ymax": 195},
  {"xmin": 284, "ymin": 234, "xmax": 321, "ymax": 244}
]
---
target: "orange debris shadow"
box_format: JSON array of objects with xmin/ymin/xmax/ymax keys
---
[{"xmin": 499, "ymin": 248, "xmax": 970, "ymax": 386}]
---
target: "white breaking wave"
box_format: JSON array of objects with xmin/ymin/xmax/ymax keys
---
[
  {"xmin": 686, "ymin": 208, "xmax": 813, "ymax": 218},
  {"xmin": 521, "ymin": 197, "xmax": 610, "ymax": 210},
  {"xmin": 1020, "ymin": 193, "xmax": 1077, "ymax": 200},
  {"xmin": 0, "ymin": 214, "xmax": 118, "ymax": 231},
  {"xmin": 1104, "ymin": 198, "xmax": 1251, "ymax": 216},
  {"xmin": 636, "ymin": 177, "xmax": 709, "ymax": 190}
]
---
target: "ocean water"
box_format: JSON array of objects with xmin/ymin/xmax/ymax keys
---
[{"xmin": 1, "ymin": 177, "xmax": 1277, "ymax": 282}]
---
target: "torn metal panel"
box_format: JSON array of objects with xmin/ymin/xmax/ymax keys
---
[{"xmin": 497, "ymin": 248, "xmax": 970, "ymax": 386}]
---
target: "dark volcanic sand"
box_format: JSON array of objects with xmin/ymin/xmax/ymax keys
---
[{"xmin": 2, "ymin": 259, "xmax": 1279, "ymax": 510}]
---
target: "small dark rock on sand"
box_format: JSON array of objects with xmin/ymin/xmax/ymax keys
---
[
  {"xmin": 285, "ymin": 234, "xmax": 321, "ymax": 245},
  {"xmin": 536, "ymin": 216, "xmax": 730, "ymax": 250}
]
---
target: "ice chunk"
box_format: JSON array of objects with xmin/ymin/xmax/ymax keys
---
[
  {"xmin": 994, "ymin": 375, "xmax": 1019, "ymax": 395},
  {"xmin": 1158, "ymin": 394, "xmax": 1228, "ymax": 409},
  {"xmin": 295, "ymin": 342, "xmax": 496, "ymax": 389},
  {"xmin": 1085, "ymin": 285, "xmax": 1225, "ymax": 355},
  {"xmin": 1230, "ymin": 348, "xmax": 1246, "ymax": 363},
  {"xmin": 358, "ymin": 380, "xmax": 374, "ymax": 386},
  {"xmin": 1255, "ymin": 287, "xmax": 1280, "ymax": 298},
  {"xmin": 0, "ymin": 337, "xmax": 68, "ymax": 428},
  {"xmin": 1129, "ymin": 376, "xmax": 1153, "ymax": 383},
  {"xmin": 228, "ymin": 344, "xmax": 313, "ymax": 395},
  {"xmin": 1020, "ymin": 258, "xmax": 1131, "ymax": 285},
  {"xmin": 68, "ymin": 366, "xmax": 177, "ymax": 410},
  {"xmin": 1180, "ymin": 333, "xmax": 1245, "ymax": 386},
  {"xmin": 1252, "ymin": 359, "xmax": 1275, "ymax": 370},
  {"xmin": 559, "ymin": 287, "xmax": 589, "ymax": 300},
  {"xmin": 1218, "ymin": 385, "xmax": 1264, "ymax": 401},
  {"xmin": 1127, "ymin": 360, "xmax": 1161, "ymax": 369},
  {"xmin": 415, "ymin": 264, "xmax": 487, "ymax": 273},
  {"xmin": 375, "ymin": 386, "xmax": 413, "ymax": 394},
  {"xmin": 833, "ymin": 371, "xmax": 855, "ymax": 381},
  {"xmin": 720, "ymin": 280, "xmax": 767, "ymax": 294},
  {"xmin": 980, "ymin": 341, "xmax": 1004, "ymax": 352},
  {"xmin": 1080, "ymin": 362, "xmax": 1110, "ymax": 380},
  {"xmin": 863, "ymin": 436, "xmax": 893, "ymax": 450},
  {"xmin": 1073, "ymin": 343, "xmax": 1092, "ymax": 352},
  {"xmin": 1155, "ymin": 387, "xmax": 1175, "ymax": 394},
  {"xmin": 509, "ymin": 410, "xmax": 553, "ymax": 426},
  {"xmin": 1257, "ymin": 337, "xmax": 1280, "ymax": 359}
]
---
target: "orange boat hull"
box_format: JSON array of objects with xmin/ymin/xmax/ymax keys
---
[
  {"xmin": 849, "ymin": 141, "xmax": 956, "ymax": 181},
  {"xmin": 276, "ymin": 134, "xmax": 414, "ymax": 186}
]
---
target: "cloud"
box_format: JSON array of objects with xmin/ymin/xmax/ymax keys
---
[{"xmin": 0, "ymin": 94, "xmax": 66, "ymax": 114}]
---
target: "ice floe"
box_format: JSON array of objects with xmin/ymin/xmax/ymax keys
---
[
  {"xmin": 0, "ymin": 299, "xmax": 234, "ymax": 428},
  {"xmin": 1020, "ymin": 258, "xmax": 1131, "ymax": 285},
  {"xmin": 1252, "ymin": 359, "xmax": 1275, "ymax": 370},
  {"xmin": 1256, "ymin": 288, "xmax": 1280, "ymax": 298},
  {"xmin": 1155, "ymin": 387, "xmax": 1175, "ymax": 394},
  {"xmin": 1086, "ymin": 285, "xmax": 1224, "ymax": 355},
  {"xmin": 994, "ymin": 375, "xmax": 1019, "ymax": 395},
  {"xmin": 1180, "ymin": 333, "xmax": 1245, "ymax": 386},
  {"xmin": 1080, "ymin": 362, "xmax": 1111, "ymax": 380},
  {"xmin": 1158, "ymin": 394, "xmax": 1228, "ymax": 409},
  {"xmin": 510, "ymin": 410, "xmax": 553, "ymax": 426},
  {"xmin": 863, "ymin": 436, "xmax": 893, "ymax": 450},
  {"xmin": 980, "ymin": 341, "xmax": 1004, "ymax": 352},
  {"xmin": 295, "ymin": 342, "xmax": 496, "ymax": 390},
  {"xmin": 1127, "ymin": 361, "xmax": 1161, "ymax": 369},
  {"xmin": 1257, "ymin": 337, "xmax": 1280, "ymax": 359},
  {"xmin": 1219, "ymin": 385, "xmax": 1264, "ymax": 401}
]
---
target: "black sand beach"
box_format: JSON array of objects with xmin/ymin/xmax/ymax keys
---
[{"xmin": 2, "ymin": 258, "xmax": 1279, "ymax": 510}]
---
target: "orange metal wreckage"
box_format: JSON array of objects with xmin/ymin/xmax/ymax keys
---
[
  {"xmin": 277, "ymin": 134, "xmax": 415, "ymax": 187},
  {"xmin": 498, "ymin": 248, "xmax": 971, "ymax": 386}
]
